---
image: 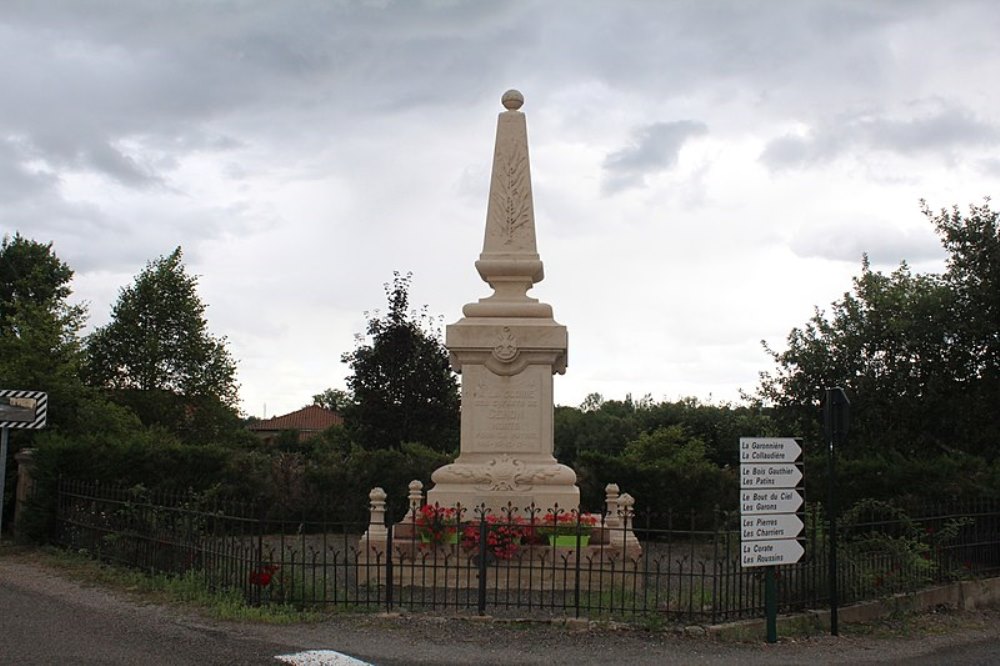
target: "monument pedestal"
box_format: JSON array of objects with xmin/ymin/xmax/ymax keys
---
[{"xmin": 427, "ymin": 322, "xmax": 579, "ymax": 516}]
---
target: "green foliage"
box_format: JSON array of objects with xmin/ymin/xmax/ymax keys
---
[
  {"xmin": 341, "ymin": 272, "xmax": 459, "ymax": 452},
  {"xmin": 84, "ymin": 248, "xmax": 240, "ymax": 442},
  {"xmin": 556, "ymin": 395, "xmax": 774, "ymax": 468},
  {"xmin": 0, "ymin": 234, "xmax": 96, "ymax": 530},
  {"xmin": 922, "ymin": 199, "xmax": 999, "ymax": 455},
  {"xmin": 0, "ymin": 233, "xmax": 75, "ymax": 331},
  {"xmin": 310, "ymin": 441, "xmax": 453, "ymax": 522},
  {"xmin": 577, "ymin": 425, "xmax": 737, "ymax": 527},
  {"xmin": 0, "ymin": 234, "xmax": 90, "ymax": 432},
  {"xmin": 758, "ymin": 258, "xmax": 955, "ymax": 456},
  {"xmin": 838, "ymin": 499, "xmax": 974, "ymax": 596},
  {"xmin": 805, "ymin": 451, "xmax": 993, "ymax": 509},
  {"xmin": 28, "ymin": 549, "xmax": 321, "ymax": 623},
  {"xmin": 311, "ymin": 387, "xmax": 351, "ymax": 412},
  {"xmin": 756, "ymin": 199, "xmax": 1000, "ymax": 506},
  {"xmin": 554, "ymin": 402, "xmax": 638, "ymax": 465}
]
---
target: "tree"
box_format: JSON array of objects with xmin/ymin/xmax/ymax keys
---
[
  {"xmin": 85, "ymin": 248, "xmax": 240, "ymax": 441},
  {"xmin": 312, "ymin": 387, "xmax": 352, "ymax": 412},
  {"xmin": 341, "ymin": 272, "xmax": 459, "ymax": 452},
  {"xmin": 0, "ymin": 234, "xmax": 89, "ymax": 432},
  {"xmin": 576, "ymin": 425, "xmax": 737, "ymax": 527},
  {"xmin": 758, "ymin": 258, "xmax": 954, "ymax": 455},
  {"xmin": 0, "ymin": 233, "xmax": 76, "ymax": 334},
  {"xmin": 922, "ymin": 198, "xmax": 999, "ymax": 454},
  {"xmin": 0, "ymin": 234, "xmax": 91, "ymax": 532},
  {"xmin": 757, "ymin": 199, "xmax": 1000, "ymax": 464}
]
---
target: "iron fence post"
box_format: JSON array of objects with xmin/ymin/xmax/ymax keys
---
[
  {"xmin": 385, "ymin": 522, "xmax": 394, "ymax": 612},
  {"xmin": 477, "ymin": 517, "xmax": 487, "ymax": 615}
]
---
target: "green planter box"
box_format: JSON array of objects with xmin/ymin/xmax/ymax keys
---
[
  {"xmin": 548, "ymin": 534, "xmax": 590, "ymax": 548},
  {"xmin": 420, "ymin": 531, "xmax": 459, "ymax": 545}
]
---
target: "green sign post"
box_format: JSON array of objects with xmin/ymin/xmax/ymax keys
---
[{"xmin": 740, "ymin": 437, "xmax": 805, "ymax": 643}]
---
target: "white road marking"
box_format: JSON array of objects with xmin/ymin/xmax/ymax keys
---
[{"xmin": 274, "ymin": 649, "xmax": 374, "ymax": 665}]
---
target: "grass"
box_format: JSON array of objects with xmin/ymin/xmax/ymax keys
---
[{"xmin": 0, "ymin": 542, "xmax": 328, "ymax": 624}]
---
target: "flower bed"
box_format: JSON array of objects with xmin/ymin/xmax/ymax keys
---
[
  {"xmin": 414, "ymin": 504, "xmax": 459, "ymax": 545},
  {"xmin": 461, "ymin": 514, "xmax": 527, "ymax": 560},
  {"xmin": 537, "ymin": 512, "xmax": 600, "ymax": 546}
]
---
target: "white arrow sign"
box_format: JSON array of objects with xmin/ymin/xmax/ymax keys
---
[
  {"xmin": 739, "ymin": 437, "xmax": 801, "ymax": 463},
  {"xmin": 740, "ymin": 463, "xmax": 803, "ymax": 489},
  {"xmin": 741, "ymin": 489, "xmax": 805, "ymax": 515},
  {"xmin": 741, "ymin": 513, "xmax": 804, "ymax": 541},
  {"xmin": 741, "ymin": 539, "xmax": 804, "ymax": 567}
]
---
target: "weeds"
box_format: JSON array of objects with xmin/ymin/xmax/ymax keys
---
[{"xmin": 6, "ymin": 546, "xmax": 325, "ymax": 624}]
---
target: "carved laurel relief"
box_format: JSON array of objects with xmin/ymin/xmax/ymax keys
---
[{"xmin": 489, "ymin": 145, "xmax": 532, "ymax": 246}]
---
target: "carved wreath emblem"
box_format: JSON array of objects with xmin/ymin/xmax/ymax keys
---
[{"xmin": 492, "ymin": 327, "xmax": 519, "ymax": 363}]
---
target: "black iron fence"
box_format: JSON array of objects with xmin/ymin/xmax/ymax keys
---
[{"xmin": 51, "ymin": 479, "xmax": 1000, "ymax": 623}]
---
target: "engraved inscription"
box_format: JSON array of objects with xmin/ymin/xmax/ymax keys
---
[{"xmin": 471, "ymin": 372, "xmax": 541, "ymax": 453}]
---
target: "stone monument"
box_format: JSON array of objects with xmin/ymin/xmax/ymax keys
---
[
  {"xmin": 358, "ymin": 92, "xmax": 641, "ymax": 589},
  {"xmin": 425, "ymin": 89, "xmax": 579, "ymax": 516}
]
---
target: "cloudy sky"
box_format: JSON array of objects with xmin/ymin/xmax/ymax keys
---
[{"xmin": 3, "ymin": 1, "xmax": 998, "ymax": 417}]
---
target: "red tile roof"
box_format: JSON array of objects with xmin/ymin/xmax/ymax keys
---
[{"xmin": 249, "ymin": 405, "xmax": 343, "ymax": 433}]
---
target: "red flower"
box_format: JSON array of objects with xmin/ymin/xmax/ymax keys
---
[
  {"xmin": 250, "ymin": 564, "xmax": 279, "ymax": 587},
  {"xmin": 462, "ymin": 514, "xmax": 527, "ymax": 560},
  {"xmin": 415, "ymin": 504, "xmax": 459, "ymax": 545},
  {"xmin": 538, "ymin": 512, "xmax": 600, "ymax": 538}
]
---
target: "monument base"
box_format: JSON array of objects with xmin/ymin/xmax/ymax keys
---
[{"xmin": 426, "ymin": 456, "xmax": 580, "ymax": 518}]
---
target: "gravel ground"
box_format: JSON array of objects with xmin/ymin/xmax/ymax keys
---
[{"xmin": 2, "ymin": 547, "xmax": 999, "ymax": 665}]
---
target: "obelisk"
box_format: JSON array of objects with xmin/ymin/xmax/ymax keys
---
[{"xmin": 426, "ymin": 90, "xmax": 579, "ymax": 515}]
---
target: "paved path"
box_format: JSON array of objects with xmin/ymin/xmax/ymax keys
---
[{"xmin": 2, "ymin": 554, "xmax": 999, "ymax": 665}]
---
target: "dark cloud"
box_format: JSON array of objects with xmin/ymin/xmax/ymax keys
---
[
  {"xmin": 790, "ymin": 221, "xmax": 943, "ymax": 266},
  {"xmin": 602, "ymin": 120, "xmax": 708, "ymax": 192},
  {"xmin": 0, "ymin": 139, "xmax": 59, "ymax": 203},
  {"xmin": 761, "ymin": 105, "xmax": 1000, "ymax": 170}
]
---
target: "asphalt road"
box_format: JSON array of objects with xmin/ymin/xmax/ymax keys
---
[
  {"xmin": 2, "ymin": 552, "xmax": 1000, "ymax": 665},
  {"xmin": 0, "ymin": 572, "xmax": 304, "ymax": 665}
]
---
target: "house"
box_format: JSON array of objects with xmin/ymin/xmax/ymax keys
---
[{"xmin": 248, "ymin": 405, "xmax": 343, "ymax": 444}]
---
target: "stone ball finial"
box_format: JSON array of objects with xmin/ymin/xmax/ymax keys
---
[{"xmin": 501, "ymin": 89, "xmax": 524, "ymax": 111}]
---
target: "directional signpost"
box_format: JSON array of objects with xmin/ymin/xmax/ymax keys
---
[
  {"xmin": 739, "ymin": 437, "xmax": 804, "ymax": 643},
  {"xmin": 0, "ymin": 390, "xmax": 47, "ymax": 541}
]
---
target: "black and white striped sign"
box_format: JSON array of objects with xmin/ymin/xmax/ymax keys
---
[{"xmin": 0, "ymin": 389, "xmax": 47, "ymax": 429}]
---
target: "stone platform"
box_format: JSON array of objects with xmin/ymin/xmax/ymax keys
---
[{"xmin": 358, "ymin": 482, "xmax": 642, "ymax": 591}]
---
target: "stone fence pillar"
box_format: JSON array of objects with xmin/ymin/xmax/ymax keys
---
[
  {"xmin": 364, "ymin": 487, "xmax": 388, "ymax": 543},
  {"xmin": 14, "ymin": 448, "xmax": 37, "ymax": 540}
]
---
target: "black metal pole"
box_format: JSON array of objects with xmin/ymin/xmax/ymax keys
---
[
  {"xmin": 828, "ymin": 429, "xmax": 838, "ymax": 637},
  {"xmin": 824, "ymin": 387, "xmax": 849, "ymax": 637},
  {"xmin": 477, "ymin": 518, "xmax": 488, "ymax": 615},
  {"xmin": 385, "ymin": 522, "xmax": 394, "ymax": 612},
  {"xmin": 0, "ymin": 427, "xmax": 8, "ymax": 541}
]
